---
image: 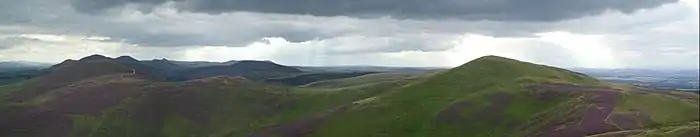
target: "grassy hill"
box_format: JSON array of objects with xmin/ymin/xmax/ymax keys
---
[
  {"xmin": 308, "ymin": 56, "xmax": 697, "ymax": 137},
  {"xmin": 0, "ymin": 55, "xmax": 697, "ymax": 137},
  {"xmin": 0, "ymin": 75, "xmax": 408, "ymax": 137}
]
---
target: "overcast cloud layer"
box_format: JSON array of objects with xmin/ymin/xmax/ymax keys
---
[
  {"xmin": 70, "ymin": 0, "xmax": 676, "ymax": 21},
  {"xmin": 0, "ymin": 0, "xmax": 698, "ymax": 69}
]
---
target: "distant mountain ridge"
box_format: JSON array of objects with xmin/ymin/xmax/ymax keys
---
[
  {"xmin": 263, "ymin": 72, "xmax": 376, "ymax": 86},
  {"xmin": 0, "ymin": 55, "xmax": 307, "ymax": 83},
  {"xmin": 166, "ymin": 60, "xmax": 238, "ymax": 68},
  {"xmin": 5, "ymin": 55, "xmax": 426, "ymax": 86},
  {"xmin": 67, "ymin": 55, "xmax": 304, "ymax": 82},
  {"xmin": 172, "ymin": 60, "xmax": 303, "ymax": 81}
]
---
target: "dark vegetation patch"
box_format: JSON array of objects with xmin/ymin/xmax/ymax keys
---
[
  {"xmin": 147, "ymin": 77, "xmax": 277, "ymax": 126},
  {"xmin": 589, "ymin": 130, "xmax": 646, "ymax": 137},
  {"xmin": 435, "ymin": 92, "xmax": 526, "ymax": 131},
  {"xmin": 57, "ymin": 78, "xmax": 272, "ymax": 137},
  {"xmin": 435, "ymin": 101, "xmax": 473, "ymax": 125},
  {"xmin": 681, "ymin": 128, "xmax": 700, "ymax": 137},
  {"xmin": 145, "ymin": 78, "xmax": 283, "ymax": 127},
  {"xmin": 44, "ymin": 80, "xmax": 147, "ymax": 116},
  {"xmin": 8, "ymin": 59, "xmax": 133, "ymax": 102},
  {"xmin": 0, "ymin": 74, "xmax": 150, "ymax": 137},
  {"xmin": 58, "ymin": 74, "xmax": 394, "ymax": 137},
  {"xmin": 608, "ymin": 113, "xmax": 654, "ymax": 130},
  {"xmin": 528, "ymin": 84, "xmax": 625, "ymax": 137},
  {"xmin": 116, "ymin": 60, "xmax": 173, "ymax": 81},
  {"xmin": 0, "ymin": 105, "xmax": 72, "ymax": 137},
  {"xmin": 263, "ymin": 72, "xmax": 375, "ymax": 86},
  {"xmin": 249, "ymin": 105, "xmax": 351, "ymax": 137},
  {"xmin": 527, "ymin": 83, "xmax": 699, "ymax": 137},
  {"xmin": 171, "ymin": 60, "xmax": 303, "ymax": 81},
  {"xmin": 0, "ymin": 69, "xmax": 48, "ymax": 86},
  {"xmin": 0, "ymin": 83, "xmax": 23, "ymax": 103},
  {"xmin": 302, "ymin": 72, "xmax": 420, "ymax": 89}
]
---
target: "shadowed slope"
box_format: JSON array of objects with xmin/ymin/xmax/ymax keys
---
[
  {"xmin": 114, "ymin": 56, "xmax": 180, "ymax": 81},
  {"xmin": 263, "ymin": 72, "xmax": 376, "ymax": 86},
  {"xmin": 176, "ymin": 60, "xmax": 303, "ymax": 81},
  {"xmin": 0, "ymin": 73, "xmax": 150, "ymax": 137},
  {"xmin": 7, "ymin": 55, "xmax": 135, "ymax": 102},
  {"xmin": 303, "ymin": 72, "xmax": 438, "ymax": 88},
  {"xmin": 63, "ymin": 75, "xmax": 406, "ymax": 137},
  {"xmin": 1, "ymin": 69, "xmax": 401, "ymax": 137}
]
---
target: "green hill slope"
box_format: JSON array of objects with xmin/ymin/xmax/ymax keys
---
[
  {"xmin": 308, "ymin": 56, "xmax": 698, "ymax": 137},
  {"xmin": 68, "ymin": 75, "xmax": 424, "ymax": 137},
  {"xmin": 0, "ymin": 74, "xmax": 413, "ymax": 137}
]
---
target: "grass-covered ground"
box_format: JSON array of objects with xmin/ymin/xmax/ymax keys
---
[
  {"xmin": 0, "ymin": 83, "xmax": 23, "ymax": 103},
  {"xmin": 309, "ymin": 56, "xmax": 603, "ymax": 137},
  {"xmin": 59, "ymin": 75, "xmax": 416, "ymax": 137},
  {"xmin": 615, "ymin": 92, "xmax": 699, "ymax": 124}
]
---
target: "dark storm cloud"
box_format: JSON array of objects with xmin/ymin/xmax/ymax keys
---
[
  {"xmin": 102, "ymin": 20, "xmax": 342, "ymax": 47},
  {"xmin": 1, "ymin": 0, "xmax": 343, "ymax": 47},
  {"xmin": 69, "ymin": 0, "xmax": 174, "ymax": 14},
  {"xmin": 70, "ymin": 0, "xmax": 677, "ymax": 21},
  {"xmin": 3, "ymin": 0, "xmax": 679, "ymax": 49}
]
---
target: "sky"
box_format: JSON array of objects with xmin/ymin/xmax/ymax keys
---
[{"xmin": 0, "ymin": 0, "xmax": 698, "ymax": 69}]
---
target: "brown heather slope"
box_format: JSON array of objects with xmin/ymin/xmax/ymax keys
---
[
  {"xmin": 0, "ymin": 73, "xmax": 149, "ymax": 137},
  {"xmin": 6, "ymin": 55, "xmax": 135, "ymax": 102},
  {"xmin": 0, "ymin": 71, "xmax": 392, "ymax": 137},
  {"xmin": 0, "ymin": 55, "xmax": 152, "ymax": 137},
  {"xmin": 176, "ymin": 60, "xmax": 303, "ymax": 81}
]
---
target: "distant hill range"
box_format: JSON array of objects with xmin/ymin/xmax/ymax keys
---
[
  {"xmin": 0, "ymin": 55, "xmax": 439, "ymax": 86},
  {"xmin": 1, "ymin": 57, "xmax": 698, "ymax": 91},
  {"xmin": 0, "ymin": 55, "xmax": 697, "ymax": 137},
  {"xmin": 572, "ymin": 68, "xmax": 700, "ymax": 91},
  {"xmin": 0, "ymin": 61, "xmax": 51, "ymax": 72},
  {"xmin": 295, "ymin": 65, "xmax": 444, "ymax": 74},
  {"xmin": 0, "ymin": 61, "xmax": 52, "ymax": 85},
  {"xmin": 102, "ymin": 55, "xmax": 311, "ymax": 82}
]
